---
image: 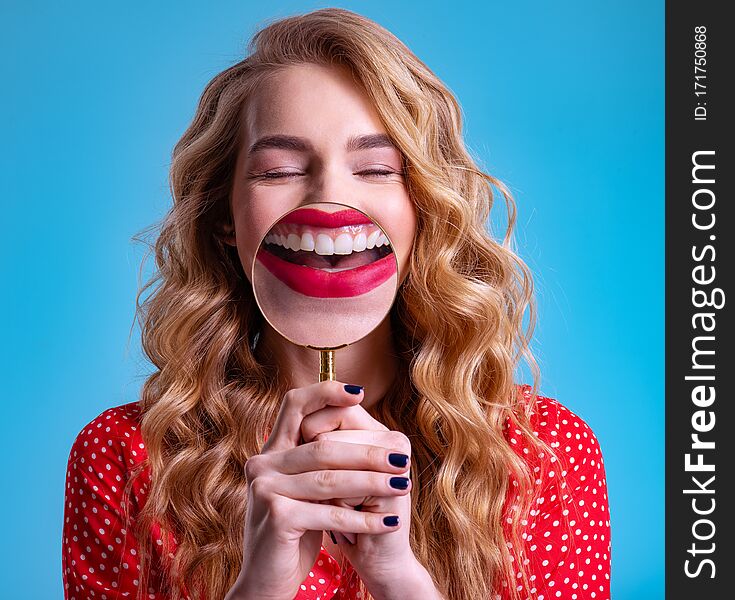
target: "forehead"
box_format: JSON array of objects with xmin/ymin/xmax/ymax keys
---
[{"xmin": 242, "ymin": 63, "xmax": 387, "ymax": 141}]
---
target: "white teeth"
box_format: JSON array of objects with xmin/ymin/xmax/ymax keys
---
[
  {"xmin": 315, "ymin": 234, "xmax": 334, "ymax": 255},
  {"xmin": 366, "ymin": 230, "xmax": 380, "ymax": 249},
  {"xmin": 287, "ymin": 233, "xmax": 301, "ymax": 252},
  {"xmin": 300, "ymin": 232, "xmax": 315, "ymax": 251},
  {"xmin": 266, "ymin": 228, "xmax": 389, "ymax": 255},
  {"xmin": 333, "ymin": 233, "xmax": 354, "ymax": 255},
  {"xmin": 353, "ymin": 232, "xmax": 367, "ymax": 252}
]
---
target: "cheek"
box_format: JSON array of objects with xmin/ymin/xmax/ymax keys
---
[
  {"xmin": 384, "ymin": 193, "xmax": 417, "ymax": 279},
  {"xmin": 232, "ymin": 204, "xmax": 287, "ymax": 283},
  {"xmin": 403, "ymin": 202, "xmax": 418, "ymax": 248}
]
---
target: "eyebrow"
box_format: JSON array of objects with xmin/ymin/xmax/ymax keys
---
[{"xmin": 247, "ymin": 133, "xmax": 397, "ymax": 156}]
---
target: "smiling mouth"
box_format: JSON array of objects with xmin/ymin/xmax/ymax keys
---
[
  {"xmin": 256, "ymin": 220, "xmax": 397, "ymax": 299},
  {"xmin": 264, "ymin": 244, "xmax": 393, "ymax": 271},
  {"xmin": 262, "ymin": 225, "xmax": 393, "ymax": 272}
]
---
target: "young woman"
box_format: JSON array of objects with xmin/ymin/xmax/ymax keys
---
[{"xmin": 62, "ymin": 8, "xmax": 611, "ymax": 600}]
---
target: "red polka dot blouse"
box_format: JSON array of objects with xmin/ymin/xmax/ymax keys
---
[{"xmin": 62, "ymin": 385, "xmax": 611, "ymax": 599}]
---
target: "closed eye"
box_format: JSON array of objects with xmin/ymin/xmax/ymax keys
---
[
  {"xmin": 251, "ymin": 171, "xmax": 304, "ymax": 180},
  {"xmin": 356, "ymin": 169, "xmax": 402, "ymax": 178},
  {"xmin": 252, "ymin": 169, "xmax": 402, "ymax": 180}
]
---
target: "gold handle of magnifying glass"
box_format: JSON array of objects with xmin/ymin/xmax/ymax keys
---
[{"xmin": 319, "ymin": 349, "xmax": 336, "ymax": 382}]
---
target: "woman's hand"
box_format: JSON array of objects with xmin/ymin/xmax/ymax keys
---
[
  {"xmin": 228, "ymin": 380, "xmax": 411, "ymax": 600},
  {"xmin": 299, "ymin": 403, "xmax": 426, "ymax": 597}
]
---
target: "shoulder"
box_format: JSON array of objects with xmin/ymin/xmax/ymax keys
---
[
  {"xmin": 505, "ymin": 383, "xmax": 609, "ymax": 514},
  {"xmin": 68, "ymin": 401, "xmax": 144, "ymax": 449},
  {"xmin": 508, "ymin": 383, "xmax": 605, "ymax": 463},
  {"xmin": 65, "ymin": 401, "xmax": 150, "ymax": 492},
  {"xmin": 70, "ymin": 400, "xmax": 144, "ymax": 443}
]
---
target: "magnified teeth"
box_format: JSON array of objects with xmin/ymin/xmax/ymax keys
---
[
  {"xmin": 287, "ymin": 233, "xmax": 301, "ymax": 252},
  {"xmin": 265, "ymin": 227, "xmax": 390, "ymax": 256},
  {"xmin": 334, "ymin": 233, "xmax": 354, "ymax": 255},
  {"xmin": 300, "ymin": 232, "xmax": 315, "ymax": 251},
  {"xmin": 366, "ymin": 230, "xmax": 380, "ymax": 249},
  {"xmin": 315, "ymin": 234, "xmax": 335, "ymax": 255}
]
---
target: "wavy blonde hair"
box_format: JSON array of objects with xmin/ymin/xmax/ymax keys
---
[{"xmin": 126, "ymin": 7, "xmax": 553, "ymax": 600}]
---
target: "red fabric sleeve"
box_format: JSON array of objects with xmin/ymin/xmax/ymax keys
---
[
  {"xmin": 61, "ymin": 413, "xmax": 169, "ymax": 600},
  {"xmin": 501, "ymin": 393, "xmax": 612, "ymax": 600}
]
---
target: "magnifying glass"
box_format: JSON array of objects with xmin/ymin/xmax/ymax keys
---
[{"xmin": 250, "ymin": 201, "xmax": 399, "ymax": 382}]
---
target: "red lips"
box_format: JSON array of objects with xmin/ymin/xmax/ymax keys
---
[
  {"xmin": 278, "ymin": 208, "xmax": 372, "ymax": 228},
  {"xmin": 257, "ymin": 208, "xmax": 395, "ymax": 298},
  {"xmin": 256, "ymin": 247, "xmax": 396, "ymax": 298}
]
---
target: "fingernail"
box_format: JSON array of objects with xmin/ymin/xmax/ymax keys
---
[
  {"xmin": 344, "ymin": 384, "xmax": 364, "ymax": 395},
  {"xmin": 329, "ymin": 530, "xmax": 338, "ymax": 545},
  {"xmin": 389, "ymin": 476, "xmax": 410, "ymax": 489},
  {"xmin": 383, "ymin": 515, "xmax": 400, "ymax": 527},
  {"xmin": 388, "ymin": 453, "xmax": 409, "ymax": 468}
]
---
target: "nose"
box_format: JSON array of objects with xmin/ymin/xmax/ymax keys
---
[{"xmin": 299, "ymin": 163, "xmax": 361, "ymax": 213}]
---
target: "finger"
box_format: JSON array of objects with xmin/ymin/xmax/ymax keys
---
[
  {"xmin": 261, "ymin": 439, "xmax": 410, "ymax": 476},
  {"xmin": 329, "ymin": 492, "xmax": 409, "ymax": 546},
  {"xmin": 306, "ymin": 431, "xmax": 410, "ymax": 522},
  {"xmin": 311, "ymin": 429, "xmax": 412, "ymax": 459},
  {"xmin": 339, "ymin": 493, "xmax": 410, "ymax": 544},
  {"xmin": 336, "ymin": 531, "xmax": 357, "ymax": 545},
  {"xmin": 300, "ymin": 403, "xmax": 388, "ymax": 443},
  {"xmin": 276, "ymin": 496, "xmax": 402, "ymax": 536},
  {"xmin": 349, "ymin": 493, "xmax": 402, "ymax": 514},
  {"xmin": 266, "ymin": 469, "xmax": 412, "ymax": 502},
  {"xmin": 329, "ymin": 499, "xmax": 365, "ymax": 545},
  {"xmin": 262, "ymin": 381, "xmax": 365, "ymax": 453},
  {"xmin": 318, "ymin": 501, "xmax": 358, "ymax": 545}
]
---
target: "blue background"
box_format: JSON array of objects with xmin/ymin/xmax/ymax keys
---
[{"xmin": 0, "ymin": 1, "xmax": 662, "ymax": 598}]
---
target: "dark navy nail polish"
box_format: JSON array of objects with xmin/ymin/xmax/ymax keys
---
[
  {"xmin": 388, "ymin": 453, "xmax": 409, "ymax": 468},
  {"xmin": 383, "ymin": 515, "xmax": 400, "ymax": 527},
  {"xmin": 389, "ymin": 476, "xmax": 410, "ymax": 489},
  {"xmin": 344, "ymin": 384, "xmax": 364, "ymax": 395},
  {"xmin": 329, "ymin": 530, "xmax": 338, "ymax": 545}
]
